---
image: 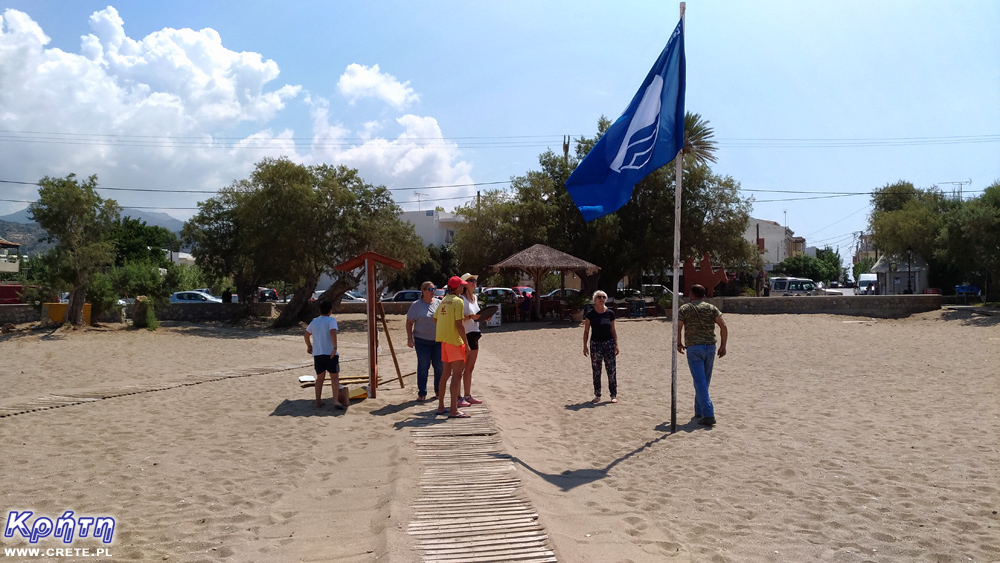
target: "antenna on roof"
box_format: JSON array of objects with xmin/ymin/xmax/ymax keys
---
[{"xmin": 414, "ymin": 192, "xmax": 429, "ymax": 211}]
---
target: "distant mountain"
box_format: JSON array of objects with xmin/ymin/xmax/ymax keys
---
[
  {"xmin": 0, "ymin": 207, "xmax": 35, "ymax": 223},
  {"xmin": 0, "ymin": 206, "xmax": 185, "ymax": 232},
  {"xmin": 128, "ymin": 210, "xmax": 185, "ymax": 232},
  {"xmin": 0, "ymin": 220, "xmax": 51, "ymax": 255}
]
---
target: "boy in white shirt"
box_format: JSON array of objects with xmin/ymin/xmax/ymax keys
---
[{"xmin": 305, "ymin": 300, "xmax": 343, "ymax": 409}]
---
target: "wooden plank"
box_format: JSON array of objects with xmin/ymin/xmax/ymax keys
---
[
  {"xmin": 417, "ymin": 530, "xmax": 548, "ymax": 546},
  {"xmin": 424, "ymin": 549, "xmax": 556, "ymax": 563},
  {"xmin": 407, "ymin": 522, "xmax": 544, "ymax": 536},
  {"xmin": 422, "ymin": 539, "xmax": 551, "ymax": 556},
  {"xmin": 407, "ymin": 514, "xmax": 538, "ymax": 529}
]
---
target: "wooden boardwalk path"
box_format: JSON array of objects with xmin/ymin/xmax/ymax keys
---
[
  {"xmin": 0, "ymin": 363, "xmax": 309, "ymax": 418},
  {"xmin": 407, "ymin": 405, "xmax": 557, "ymax": 562}
]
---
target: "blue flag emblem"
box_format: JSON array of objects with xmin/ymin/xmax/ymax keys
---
[{"xmin": 566, "ymin": 20, "xmax": 685, "ymax": 222}]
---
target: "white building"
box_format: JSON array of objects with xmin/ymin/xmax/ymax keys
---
[
  {"xmin": 399, "ymin": 210, "xmax": 464, "ymax": 247},
  {"xmin": 744, "ymin": 217, "xmax": 805, "ymax": 271}
]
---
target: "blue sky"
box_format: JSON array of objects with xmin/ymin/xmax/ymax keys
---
[{"xmin": 1, "ymin": 1, "xmax": 998, "ymax": 257}]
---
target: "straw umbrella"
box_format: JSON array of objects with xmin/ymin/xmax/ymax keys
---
[{"xmin": 490, "ymin": 244, "xmax": 601, "ymax": 320}]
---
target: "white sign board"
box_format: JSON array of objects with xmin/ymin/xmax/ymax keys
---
[{"xmin": 486, "ymin": 304, "xmax": 502, "ymax": 327}]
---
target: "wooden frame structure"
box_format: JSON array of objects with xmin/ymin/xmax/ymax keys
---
[{"xmin": 335, "ymin": 252, "xmax": 405, "ymax": 399}]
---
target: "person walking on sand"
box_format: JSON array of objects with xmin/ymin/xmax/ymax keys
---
[
  {"xmin": 583, "ymin": 290, "xmax": 619, "ymax": 404},
  {"xmin": 305, "ymin": 300, "xmax": 344, "ymax": 409},
  {"xmin": 458, "ymin": 273, "xmax": 484, "ymax": 406},
  {"xmin": 434, "ymin": 276, "xmax": 470, "ymax": 418},
  {"xmin": 406, "ymin": 281, "xmax": 443, "ymax": 403},
  {"xmin": 677, "ymin": 284, "xmax": 728, "ymax": 426}
]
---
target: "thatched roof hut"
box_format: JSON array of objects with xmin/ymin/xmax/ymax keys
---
[
  {"xmin": 491, "ymin": 244, "xmax": 600, "ymax": 275},
  {"xmin": 490, "ymin": 244, "xmax": 600, "ymax": 319}
]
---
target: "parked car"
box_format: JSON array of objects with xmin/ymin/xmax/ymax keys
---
[
  {"xmin": 542, "ymin": 288, "xmax": 580, "ymax": 300},
  {"xmin": 381, "ymin": 290, "xmax": 421, "ymax": 302},
  {"xmin": 481, "ymin": 287, "xmax": 520, "ymax": 304},
  {"xmin": 258, "ymin": 287, "xmax": 279, "ymax": 302},
  {"xmin": 433, "ymin": 288, "xmax": 446, "ymax": 298},
  {"xmin": 816, "ymin": 282, "xmax": 843, "ymax": 295},
  {"xmin": 768, "ymin": 277, "xmax": 822, "ymax": 296},
  {"xmin": 511, "ymin": 286, "xmax": 535, "ymax": 297},
  {"xmin": 170, "ymin": 290, "xmax": 222, "ymax": 304},
  {"xmin": 342, "ymin": 291, "xmax": 367, "ymax": 302}
]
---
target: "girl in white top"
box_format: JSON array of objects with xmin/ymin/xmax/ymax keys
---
[{"xmin": 459, "ymin": 273, "xmax": 483, "ymax": 406}]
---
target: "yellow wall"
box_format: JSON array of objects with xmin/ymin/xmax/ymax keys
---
[{"xmin": 42, "ymin": 303, "xmax": 92, "ymax": 325}]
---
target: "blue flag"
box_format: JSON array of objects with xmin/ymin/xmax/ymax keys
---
[{"xmin": 566, "ymin": 20, "xmax": 685, "ymax": 222}]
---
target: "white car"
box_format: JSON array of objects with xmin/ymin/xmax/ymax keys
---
[{"xmin": 170, "ymin": 290, "xmax": 222, "ymax": 304}]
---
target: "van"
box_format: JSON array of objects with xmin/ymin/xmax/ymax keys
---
[
  {"xmin": 857, "ymin": 273, "xmax": 878, "ymax": 295},
  {"xmin": 768, "ymin": 277, "xmax": 820, "ymax": 296}
]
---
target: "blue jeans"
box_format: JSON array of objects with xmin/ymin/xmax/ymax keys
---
[
  {"xmin": 413, "ymin": 337, "xmax": 442, "ymax": 396},
  {"xmin": 685, "ymin": 344, "xmax": 715, "ymax": 418}
]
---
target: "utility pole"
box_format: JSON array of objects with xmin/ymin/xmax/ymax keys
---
[{"xmin": 563, "ymin": 135, "xmax": 570, "ymax": 165}]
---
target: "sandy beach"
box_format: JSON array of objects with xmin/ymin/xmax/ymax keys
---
[{"xmin": 1, "ymin": 309, "xmax": 998, "ymax": 562}]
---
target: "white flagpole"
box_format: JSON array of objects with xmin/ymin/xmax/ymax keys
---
[{"xmin": 670, "ymin": 1, "xmax": 685, "ymax": 434}]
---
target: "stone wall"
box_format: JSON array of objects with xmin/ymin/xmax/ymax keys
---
[
  {"xmin": 721, "ymin": 295, "xmax": 941, "ymax": 318},
  {"xmin": 154, "ymin": 303, "xmax": 256, "ymax": 322},
  {"xmin": 0, "ymin": 304, "xmax": 40, "ymax": 324}
]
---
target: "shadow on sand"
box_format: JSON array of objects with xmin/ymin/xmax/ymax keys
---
[
  {"xmin": 269, "ymin": 398, "xmax": 347, "ymax": 417},
  {"xmin": 503, "ymin": 419, "xmax": 708, "ymax": 492}
]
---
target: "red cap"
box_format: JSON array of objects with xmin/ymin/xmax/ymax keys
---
[{"xmin": 447, "ymin": 276, "xmax": 467, "ymax": 290}]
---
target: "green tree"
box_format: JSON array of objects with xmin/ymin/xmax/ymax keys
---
[
  {"xmin": 682, "ymin": 112, "xmax": 718, "ymax": 165},
  {"xmin": 936, "ymin": 179, "xmax": 1000, "ymax": 298},
  {"xmin": 777, "ymin": 254, "xmax": 825, "ymax": 281},
  {"xmin": 391, "ymin": 244, "xmax": 458, "ymax": 292},
  {"xmin": 454, "ymin": 114, "xmax": 757, "ymax": 295},
  {"xmin": 29, "ymin": 174, "xmax": 120, "ymax": 325},
  {"xmin": 184, "ymin": 158, "xmax": 426, "ymax": 327},
  {"xmin": 867, "ymin": 180, "xmax": 971, "ymax": 292},
  {"xmin": 108, "ymin": 216, "xmax": 178, "ymax": 267},
  {"xmin": 815, "ymin": 247, "xmax": 843, "ymax": 283}
]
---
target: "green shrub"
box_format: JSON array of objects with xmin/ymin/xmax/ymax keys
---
[
  {"xmin": 132, "ymin": 297, "xmax": 159, "ymax": 330},
  {"xmin": 86, "ymin": 272, "xmax": 120, "ymax": 320}
]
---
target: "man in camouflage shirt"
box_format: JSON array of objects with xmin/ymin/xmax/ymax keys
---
[{"xmin": 677, "ymin": 284, "xmax": 728, "ymax": 426}]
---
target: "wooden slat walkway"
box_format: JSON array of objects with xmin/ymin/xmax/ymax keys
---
[
  {"xmin": 408, "ymin": 405, "xmax": 557, "ymax": 562},
  {"xmin": 0, "ymin": 363, "xmax": 310, "ymax": 418}
]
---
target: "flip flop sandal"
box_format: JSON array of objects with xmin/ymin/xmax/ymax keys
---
[{"xmin": 448, "ymin": 412, "xmax": 471, "ymax": 418}]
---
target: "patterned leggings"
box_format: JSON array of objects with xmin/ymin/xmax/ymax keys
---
[{"xmin": 590, "ymin": 340, "xmax": 617, "ymax": 398}]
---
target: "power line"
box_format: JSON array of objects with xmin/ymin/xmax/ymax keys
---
[
  {"xmin": 0, "ymin": 178, "xmax": 506, "ymax": 193},
  {"xmin": 1, "ymin": 129, "xmax": 997, "ymax": 150}
]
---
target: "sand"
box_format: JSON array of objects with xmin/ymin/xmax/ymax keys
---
[{"xmin": 1, "ymin": 309, "xmax": 998, "ymax": 562}]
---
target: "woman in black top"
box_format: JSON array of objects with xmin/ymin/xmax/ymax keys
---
[{"xmin": 582, "ymin": 290, "xmax": 619, "ymax": 404}]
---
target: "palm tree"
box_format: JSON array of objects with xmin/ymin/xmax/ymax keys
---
[{"xmin": 682, "ymin": 112, "xmax": 718, "ymax": 165}]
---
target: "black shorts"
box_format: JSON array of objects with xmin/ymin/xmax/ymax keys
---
[
  {"xmin": 466, "ymin": 331, "xmax": 482, "ymax": 351},
  {"xmin": 314, "ymin": 354, "xmax": 340, "ymax": 375}
]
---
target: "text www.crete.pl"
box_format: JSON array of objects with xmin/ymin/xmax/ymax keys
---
[{"xmin": 4, "ymin": 547, "xmax": 113, "ymax": 557}]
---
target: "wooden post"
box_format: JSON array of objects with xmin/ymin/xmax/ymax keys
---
[
  {"xmin": 335, "ymin": 252, "xmax": 406, "ymax": 400},
  {"xmin": 366, "ymin": 258, "xmax": 379, "ymax": 398},
  {"xmin": 377, "ymin": 302, "xmax": 406, "ymax": 388}
]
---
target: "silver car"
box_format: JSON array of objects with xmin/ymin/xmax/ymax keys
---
[
  {"xmin": 170, "ymin": 290, "xmax": 222, "ymax": 304},
  {"xmin": 769, "ymin": 277, "xmax": 821, "ymax": 296}
]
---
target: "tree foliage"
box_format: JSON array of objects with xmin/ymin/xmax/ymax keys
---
[
  {"xmin": 777, "ymin": 251, "xmax": 839, "ymax": 283},
  {"xmin": 183, "ymin": 158, "xmax": 426, "ymax": 326},
  {"xmin": 107, "ymin": 216, "xmax": 178, "ymax": 267},
  {"xmin": 868, "ymin": 179, "xmax": 1000, "ymax": 295},
  {"xmin": 453, "ymin": 115, "xmax": 758, "ymax": 293},
  {"xmin": 29, "ymin": 174, "xmax": 120, "ymax": 325}
]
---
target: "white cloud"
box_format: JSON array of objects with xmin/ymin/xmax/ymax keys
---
[
  {"xmin": 304, "ymin": 101, "xmax": 475, "ymax": 210},
  {"xmin": 0, "ymin": 8, "xmax": 473, "ymax": 221},
  {"xmin": 337, "ymin": 63, "xmax": 418, "ymax": 109}
]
